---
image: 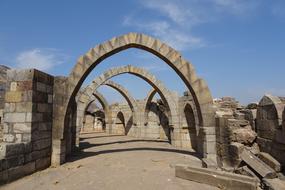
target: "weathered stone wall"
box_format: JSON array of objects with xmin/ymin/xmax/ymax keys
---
[
  {"xmin": 0, "ymin": 69, "xmax": 53, "ymax": 183},
  {"xmin": 141, "ymin": 100, "xmax": 169, "ymax": 141},
  {"xmin": 106, "ymin": 92, "xmax": 203, "ymax": 147},
  {"xmin": 108, "ymin": 103, "xmax": 132, "ymax": 135},
  {"xmin": 0, "ymin": 65, "xmax": 10, "ymax": 141},
  {"xmin": 215, "ymin": 98, "xmax": 258, "ymax": 168}
]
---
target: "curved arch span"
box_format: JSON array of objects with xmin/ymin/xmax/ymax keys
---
[
  {"xmin": 79, "ymin": 65, "xmax": 177, "ymax": 127},
  {"xmin": 53, "ymin": 32, "xmax": 215, "ymax": 165}
]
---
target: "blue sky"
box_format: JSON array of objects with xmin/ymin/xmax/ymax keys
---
[{"xmin": 0, "ymin": 0, "xmax": 284, "ymax": 105}]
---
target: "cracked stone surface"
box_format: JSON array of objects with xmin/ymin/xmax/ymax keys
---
[{"xmin": 2, "ymin": 132, "xmax": 218, "ymax": 190}]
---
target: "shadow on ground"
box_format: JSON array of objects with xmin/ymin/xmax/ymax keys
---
[
  {"xmin": 79, "ymin": 139, "xmax": 170, "ymax": 148},
  {"xmin": 67, "ymin": 137, "xmax": 200, "ymax": 163}
]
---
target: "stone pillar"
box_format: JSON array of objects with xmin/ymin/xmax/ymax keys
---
[{"xmin": 51, "ymin": 76, "xmax": 68, "ymax": 166}]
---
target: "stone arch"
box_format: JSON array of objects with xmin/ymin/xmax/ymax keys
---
[
  {"xmin": 93, "ymin": 91, "xmax": 109, "ymax": 111},
  {"xmin": 144, "ymin": 88, "xmax": 158, "ymax": 126},
  {"xmin": 143, "ymin": 88, "xmax": 171, "ymax": 141},
  {"xmin": 79, "ymin": 65, "xmax": 178, "ymax": 127},
  {"xmin": 183, "ymin": 103, "xmax": 197, "ymax": 150},
  {"xmin": 103, "ymin": 80, "xmax": 139, "ymax": 125},
  {"xmin": 256, "ymin": 94, "xmax": 285, "ymax": 165},
  {"xmin": 93, "ymin": 109, "xmax": 106, "ymax": 132},
  {"xmin": 76, "ymin": 90, "xmax": 109, "ymax": 130},
  {"xmin": 78, "ymin": 80, "xmax": 139, "ymax": 136},
  {"xmin": 53, "ymin": 32, "xmax": 215, "ymax": 165},
  {"xmin": 77, "ymin": 78, "xmax": 141, "ymax": 137},
  {"xmin": 115, "ymin": 111, "xmax": 125, "ymax": 135},
  {"xmin": 75, "ymin": 90, "xmax": 110, "ymax": 146},
  {"xmin": 256, "ymin": 95, "xmax": 284, "ymax": 140}
]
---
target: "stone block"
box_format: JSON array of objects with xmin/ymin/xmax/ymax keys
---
[
  {"xmin": 31, "ymin": 130, "xmax": 51, "ymax": 141},
  {"xmin": 2, "ymin": 134, "xmax": 15, "ymax": 143},
  {"xmin": 0, "ymin": 143, "xmax": 24, "ymax": 158},
  {"xmin": 32, "ymin": 138, "xmax": 51, "ymax": 151},
  {"xmin": 229, "ymin": 142, "xmax": 244, "ymax": 164},
  {"xmin": 13, "ymin": 123, "xmax": 32, "ymax": 133},
  {"xmin": 4, "ymin": 113, "xmax": 26, "ymax": 123},
  {"xmin": 25, "ymin": 148, "xmax": 51, "ymax": 162},
  {"xmin": 34, "ymin": 91, "xmax": 48, "ymax": 103},
  {"xmin": 21, "ymin": 91, "xmax": 33, "ymax": 102},
  {"xmin": 4, "ymin": 103, "xmax": 16, "ymax": 113},
  {"xmin": 37, "ymin": 122, "xmax": 52, "ymax": 131},
  {"xmin": 25, "ymin": 112, "xmax": 32, "ymax": 122},
  {"xmin": 16, "ymin": 81, "xmax": 33, "ymax": 91},
  {"xmin": 34, "ymin": 69, "xmax": 54, "ymax": 85},
  {"xmin": 0, "ymin": 169, "xmax": 8, "ymax": 182},
  {"xmin": 15, "ymin": 102, "xmax": 34, "ymax": 112},
  {"xmin": 2, "ymin": 123, "xmax": 10, "ymax": 134},
  {"xmin": 7, "ymin": 69, "xmax": 34, "ymax": 81},
  {"xmin": 32, "ymin": 113, "xmax": 43, "ymax": 122},
  {"xmin": 228, "ymin": 119, "xmax": 249, "ymax": 129},
  {"xmin": 258, "ymin": 152, "xmax": 281, "ymax": 172},
  {"xmin": 22, "ymin": 133, "xmax": 31, "ymax": 142},
  {"xmin": 5, "ymin": 91, "xmax": 22, "ymax": 103},
  {"xmin": 5, "ymin": 154, "xmax": 25, "ymax": 169},
  {"xmin": 175, "ymin": 164, "xmax": 258, "ymax": 190},
  {"xmin": 7, "ymin": 161, "xmax": 35, "ymax": 181},
  {"xmin": 241, "ymin": 149, "xmax": 276, "ymax": 179},
  {"xmin": 36, "ymin": 82, "xmax": 46, "ymax": 92},
  {"xmin": 10, "ymin": 82, "xmax": 17, "ymax": 91},
  {"xmin": 46, "ymin": 85, "xmax": 53, "ymax": 94},
  {"xmin": 231, "ymin": 128, "xmax": 257, "ymax": 145},
  {"xmin": 15, "ymin": 134, "xmax": 22, "ymax": 143},
  {"xmin": 37, "ymin": 103, "xmax": 52, "ymax": 113}
]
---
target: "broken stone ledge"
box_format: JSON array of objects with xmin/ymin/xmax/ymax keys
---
[{"xmin": 175, "ymin": 164, "xmax": 259, "ymax": 190}]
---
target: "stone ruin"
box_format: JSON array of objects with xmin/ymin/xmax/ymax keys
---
[{"xmin": 0, "ymin": 33, "xmax": 284, "ymax": 189}]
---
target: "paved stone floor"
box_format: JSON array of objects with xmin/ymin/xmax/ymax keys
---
[{"xmin": 1, "ymin": 132, "xmax": 218, "ymax": 190}]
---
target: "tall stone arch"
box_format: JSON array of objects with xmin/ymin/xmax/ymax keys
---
[{"xmin": 53, "ymin": 32, "xmax": 215, "ymax": 165}]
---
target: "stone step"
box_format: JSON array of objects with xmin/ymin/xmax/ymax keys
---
[{"xmin": 241, "ymin": 149, "xmax": 277, "ymax": 179}]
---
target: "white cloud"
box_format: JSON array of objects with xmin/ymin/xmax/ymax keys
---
[
  {"xmin": 123, "ymin": 0, "xmax": 262, "ymax": 51},
  {"xmin": 123, "ymin": 17, "xmax": 205, "ymax": 50},
  {"xmin": 143, "ymin": 0, "xmax": 203, "ymax": 26},
  {"xmin": 212, "ymin": 0, "xmax": 260, "ymax": 16},
  {"xmin": 15, "ymin": 48, "xmax": 67, "ymax": 71}
]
